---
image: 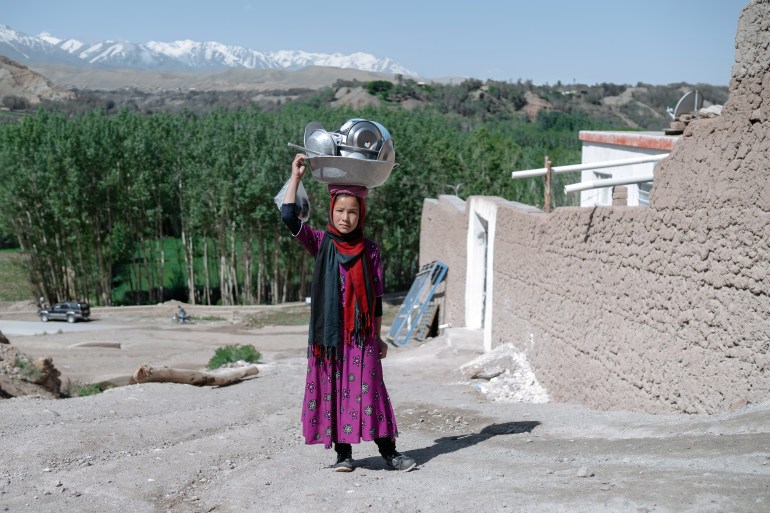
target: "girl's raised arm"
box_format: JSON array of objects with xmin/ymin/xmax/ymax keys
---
[{"xmin": 282, "ymin": 153, "xmax": 306, "ymax": 205}]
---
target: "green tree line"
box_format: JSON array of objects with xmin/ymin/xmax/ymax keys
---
[{"xmin": 0, "ymin": 101, "xmax": 607, "ymax": 306}]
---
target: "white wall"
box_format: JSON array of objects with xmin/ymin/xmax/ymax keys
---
[
  {"xmin": 465, "ymin": 196, "xmax": 500, "ymax": 351},
  {"xmin": 578, "ymin": 132, "xmax": 678, "ymax": 207},
  {"xmin": 580, "ymin": 144, "xmax": 665, "ymax": 206}
]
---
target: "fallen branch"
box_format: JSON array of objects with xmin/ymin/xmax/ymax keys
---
[{"xmin": 132, "ymin": 364, "xmax": 259, "ymax": 387}]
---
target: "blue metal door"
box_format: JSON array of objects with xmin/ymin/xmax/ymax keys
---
[{"xmin": 387, "ymin": 261, "xmax": 448, "ymax": 346}]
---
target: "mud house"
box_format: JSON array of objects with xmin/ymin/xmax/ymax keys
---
[{"xmin": 419, "ymin": 0, "xmax": 770, "ymax": 415}]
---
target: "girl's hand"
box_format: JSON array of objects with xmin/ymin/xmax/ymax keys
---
[
  {"xmin": 282, "ymin": 154, "xmax": 305, "ymax": 205},
  {"xmin": 378, "ymin": 337, "xmax": 388, "ymax": 359},
  {"xmin": 291, "ymin": 153, "xmax": 306, "ymax": 181}
]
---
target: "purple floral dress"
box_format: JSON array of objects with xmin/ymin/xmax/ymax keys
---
[{"xmin": 294, "ymin": 223, "xmax": 399, "ymax": 448}]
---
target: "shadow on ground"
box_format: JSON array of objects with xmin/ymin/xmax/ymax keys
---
[{"xmin": 353, "ymin": 420, "xmax": 541, "ymax": 471}]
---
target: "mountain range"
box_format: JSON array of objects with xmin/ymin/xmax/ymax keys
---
[{"xmin": 0, "ymin": 24, "xmax": 416, "ymax": 76}]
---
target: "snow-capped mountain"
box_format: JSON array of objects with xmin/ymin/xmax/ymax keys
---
[
  {"xmin": 145, "ymin": 40, "xmax": 277, "ymax": 71},
  {"xmin": 0, "ymin": 26, "xmax": 82, "ymax": 66},
  {"xmin": 0, "ymin": 25, "xmax": 416, "ymax": 76}
]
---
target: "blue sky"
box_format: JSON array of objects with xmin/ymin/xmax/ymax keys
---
[{"xmin": 2, "ymin": 0, "xmax": 749, "ymax": 85}]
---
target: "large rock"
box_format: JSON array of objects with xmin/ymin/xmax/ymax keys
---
[{"xmin": 0, "ymin": 343, "xmax": 63, "ymax": 399}]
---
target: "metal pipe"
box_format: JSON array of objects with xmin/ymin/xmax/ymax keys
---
[
  {"xmin": 511, "ymin": 153, "xmax": 669, "ymax": 179},
  {"xmin": 564, "ymin": 173, "xmax": 654, "ymax": 194}
]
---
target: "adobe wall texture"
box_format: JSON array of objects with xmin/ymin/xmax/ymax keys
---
[
  {"xmin": 419, "ymin": 195, "xmax": 467, "ymax": 326},
  {"xmin": 419, "ymin": 0, "xmax": 770, "ymax": 414}
]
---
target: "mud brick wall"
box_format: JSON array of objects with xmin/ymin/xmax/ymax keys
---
[
  {"xmin": 498, "ymin": 0, "xmax": 770, "ymax": 414},
  {"xmin": 492, "ymin": 202, "xmax": 770, "ymax": 414},
  {"xmin": 420, "ymin": 1, "xmax": 770, "ymax": 414},
  {"xmin": 419, "ymin": 195, "xmax": 467, "ymax": 326}
]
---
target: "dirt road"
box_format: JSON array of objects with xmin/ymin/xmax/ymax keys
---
[{"xmin": 0, "ymin": 304, "xmax": 768, "ymax": 513}]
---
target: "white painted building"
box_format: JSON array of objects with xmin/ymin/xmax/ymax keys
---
[{"xmin": 578, "ymin": 131, "xmax": 679, "ymax": 207}]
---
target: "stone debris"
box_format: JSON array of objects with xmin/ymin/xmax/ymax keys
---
[
  {"xmin": 459, "ymin": 343, "xmax": 549, "ymax": 403},
  {"xmin": 699, "ymin": 105, "xmax": 723, "ymax": 118},
  {"xmin": 665, "ymin": 103, "xmax": 723, "ymax": 134}
]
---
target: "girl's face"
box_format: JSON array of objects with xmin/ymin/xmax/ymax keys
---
[{"xmin": 332, "ymin": 195, "xmax": 360, "ymax": 234}]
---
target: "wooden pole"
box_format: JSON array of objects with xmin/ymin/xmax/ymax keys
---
[{"xmin": 544, "ymin": 156, "xmax": 552, "ymax": 213}]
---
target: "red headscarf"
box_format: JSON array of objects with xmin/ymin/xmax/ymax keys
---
[{"xmin": 328, "ymin": 194, "xmax": 373, "ymax": 344}]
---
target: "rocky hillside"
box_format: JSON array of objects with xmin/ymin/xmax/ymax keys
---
[
  {"xmin": 0, "ymin": 55, "xmax": 729, "ymax": 130},
  {"xmin": 0, "ymin": 56, "xmax": 74, "ymax": 110},
  {"xmin": 27, "ymin": 61, "xmax": 404, "ymax": 93}
]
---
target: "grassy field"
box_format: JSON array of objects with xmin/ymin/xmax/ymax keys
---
[{"xmin": 0, "ymin": 249, "xmax": 32, "ymax": 302}]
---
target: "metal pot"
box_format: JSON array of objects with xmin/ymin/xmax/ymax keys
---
[
  {"xmin": 304, "ymin": 124, "xmax": 336, "ymax": 157},
  {"xmin": 292, "ymin": 118, "xmax": 396, "ymax": 166},
  {"xmin": 335, "ymin": 119, "xmax": 383, "ymax": 159},
  {"xmin": 304, "ymin": 122, "xmax": 325, "ymax": 147},
  {"xmin": 377, "ymin": 137, "xmax": 395, "ymax": 163}
]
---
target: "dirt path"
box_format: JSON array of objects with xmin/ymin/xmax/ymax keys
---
[{"xmin": 0, "ymin": 304, "xmax": 768, "ymax": 512}]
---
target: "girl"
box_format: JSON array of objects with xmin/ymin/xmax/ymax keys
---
[{"xmin": 281, "ymin": 153, "xmax": 416, "ymax": 473}]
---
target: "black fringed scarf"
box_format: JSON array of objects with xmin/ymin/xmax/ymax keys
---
[{"xmin": 309, "ymin": 194, "xmax": 375, "ymax": 360}]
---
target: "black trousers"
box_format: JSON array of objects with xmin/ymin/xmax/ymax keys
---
[{"xmin": 335, "ymin": 437, "xmax": 396, "ymax": 458}]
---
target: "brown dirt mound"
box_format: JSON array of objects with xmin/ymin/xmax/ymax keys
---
[{"xmin": 0, "ymin": 342, "xmax": 62, "ymax": 399}]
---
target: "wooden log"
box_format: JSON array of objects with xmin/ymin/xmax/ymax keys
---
[{"xmin": 132, "ymin": 364, "xmax": 259, "ymax": 387}]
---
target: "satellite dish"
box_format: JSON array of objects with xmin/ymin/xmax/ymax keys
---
[{"xmin": 667, "ymin": 90, "xmax": 703, "ymax": 119}]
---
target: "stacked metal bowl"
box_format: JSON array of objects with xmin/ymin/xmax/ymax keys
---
[{"xmin": 296, "ymin": 119, "xmax": 397, "ymax": 188}]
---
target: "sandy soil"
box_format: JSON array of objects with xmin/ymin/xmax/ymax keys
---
[{"xmin": 0, "ymin": 303, "xmax": 768, "ymax": 513}]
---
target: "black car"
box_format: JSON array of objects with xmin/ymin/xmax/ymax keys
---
[{"xmin": 39, "ymin": 301, "xmax": 91, "ymax": 323}]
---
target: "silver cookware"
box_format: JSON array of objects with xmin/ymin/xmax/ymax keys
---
[
  {"xmin": 377, "ymin": 137, "xmax": 395, "ymax": 163},
  {"xmin": 304, "ymin": 123, "xmax": 337, "ymax": 156},
  {"xmin": 288, "ymin": 118, "xmax": 397, "ymax": 188},
  {"xmin": 305, "ymin": 156, "xmax": 396, "ymax": 188},
  {"xmin": 333, "ymin": 119, "xmax": 384, "ymax": 159},
  {"xmin": 303, "ymin": 122, "xmax": 324, "ymax": 146}
]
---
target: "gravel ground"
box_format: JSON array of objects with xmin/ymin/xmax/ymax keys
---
[{"xmin": 0, "ymin": 303, "xmax": 768, "ymax": 513}]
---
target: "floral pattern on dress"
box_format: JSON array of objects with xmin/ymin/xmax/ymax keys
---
[{"xmin": 296, "ymin": 224, "xmax": 398, "ymax": 449}]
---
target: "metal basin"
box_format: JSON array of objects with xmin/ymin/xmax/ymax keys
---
[{"xmin": 305, "ymin": 156, "xmax": 396, "ymax": 188}]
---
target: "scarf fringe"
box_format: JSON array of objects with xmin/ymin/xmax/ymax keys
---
[
  {"xmin": 310, "ymin": 305, "xmax": 374, "ymax": 364},
  {"xmin": 344, "ymin": 304, "xmax": 372, "ymax": 345}
]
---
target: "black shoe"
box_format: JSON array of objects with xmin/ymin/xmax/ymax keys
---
[
  {"xmin": 333, "ymin": 455, "xmax": 354, "ymax": 472},
  {"xmin": 384, "ymin": 452, "xmax": 416, "ymax": 472}
]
